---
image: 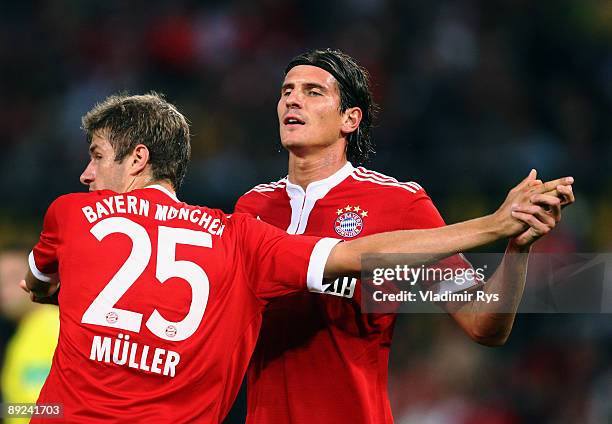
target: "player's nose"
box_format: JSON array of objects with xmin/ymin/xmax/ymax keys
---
[
  {"xmin": 80, "ymin": 163, "xmax": 95, "ymax": 187},
  {"xmin": 285, "ymin": 89, "xmax": 302, "ymax": 109}
]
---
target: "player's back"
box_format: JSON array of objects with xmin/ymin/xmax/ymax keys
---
[{"xmin": 31, "ymin": 186, "xmax": 276, "ymax": 422}]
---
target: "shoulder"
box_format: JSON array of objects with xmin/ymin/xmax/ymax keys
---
[
  {"xmin": 46, "ymin": 191, "xmax": 111, "ymax": 213},
  {"xmin": 179, "ymin": 202, "xmax": 230, "ymax": 223},
  {"xmin": 347, "ymin": 167, "xmax": 445, "ymax": 228},
  {"xmin": 235, "ymin": 177, "xmax": 287, "ymax": 211},
  {"xmin": 347, "ymin": 166, "xmax": 427, "ymax": 198},
  {"xmin": 223, "ymin": 212, "xmax": 277, "ymax": 242},
  {"xmin": 241, "ymin": 177, "xmax": 287, "ymax": 196}
]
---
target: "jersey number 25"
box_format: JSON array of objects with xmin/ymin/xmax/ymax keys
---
[{"xmin": 81, "ymin": 217, "xmax": 210, "ymax": 342}]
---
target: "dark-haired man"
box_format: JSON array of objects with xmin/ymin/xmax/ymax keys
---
[
  {"xmin": 25, "ymin": 93, "xmax": 567, "ymax": 423},
  {"xmin": 235, "ymin": 49, "xmax": 575, "ymax": 423}
]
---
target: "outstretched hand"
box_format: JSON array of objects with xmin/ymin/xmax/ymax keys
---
[
  {"xmin": 494, "ymin": 169, "xmax": 574, "ymax": 242},
  {"xmin": 511, "ymin": 175, "xmax": 575, "ymax": 247}
]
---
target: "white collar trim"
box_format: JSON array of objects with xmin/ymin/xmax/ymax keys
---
[
  {"xmin": 284, "ymin": 162, "xmax": 354, "ymax": 234},
  {"xmin": 145, "ymin": 184, "xmax": 179, "ymax": 202},
  {"xmin": 284, "ymin": 161, "xmax": 354, "ymax": 196}
]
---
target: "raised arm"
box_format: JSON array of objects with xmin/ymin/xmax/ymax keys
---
[
  {"xmin": 324, "ymin": 172, "xmax": 573, "ymax": 279},
  {"xmin": 449, "ymin": 177, "xmax": 575, "ymax": 346}
]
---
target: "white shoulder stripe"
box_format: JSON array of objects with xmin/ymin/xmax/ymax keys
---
[
  {"xmin": 252, "ymin": 183, "xmax": 286, "ymax": 191},
  {"xmin": 356, "ymin": 167, "xmax": 397, "ymax": 182},
  {"xmin": 247, "ymin": 186, "xmax": 286, "ymax": 194},
  {"xmin": 354, "ymin": 168, "xmax": 423, "ymax": 193},
  {"xmin": 245, "ymin": 178, "xmax": 287, "ymax": 195},
  {"xmin": 249, "ymin": 188, "xmax": 275, "ymax": 193},
  {"xmin": 356, "ymin": 168, "xmax": 422, "ymax": 189},
  {"xmin": 350, "ymin": 174, "xmax": 419, "ymax": 193},
  {"xmin": 253, "ymin": 181, "xmax": 285, "ymax": 190}
]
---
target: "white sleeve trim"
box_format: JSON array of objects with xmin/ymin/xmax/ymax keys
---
[
  {"xmin": 28, "ymin": 251, "xmax": 59, "ymax": 284},
  {"xmin": 306, "ymin": 238, "xmax": 343, "ymax": 292}
]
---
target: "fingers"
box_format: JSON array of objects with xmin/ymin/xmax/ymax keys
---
[
  {"xmin": 514, "ymin": 228, "xmax": 537, "ymax": 247},
  {"xmin": 538, "ymin": 184, "xmax": 574, "ymax": 210},
  {"xmin": 555, "ymin": 184, "xmax": 575, "ymax": 207},
  {"xmin": 515, "ymin": 169, "xmax": 538, "ymax": 190},
  {"xmin": 534, "ymin": 176, "xmax": 574, "ymax": 194},
  {"xmin": 33, "ymin": 294, "xmax": 58, "ymax": 305},
  {"xmin": 19, "ymin": 279, "xmax": 30, "ymax": 293},
  {"xmin": 513, "ymin": 204, "xmax": 558, "ymax": 229},
  {"xmin": 20, "ymin": 279, "xmax": 59, "ymax": 304},
  {"xmin": 511, "ymin": 210, "xmax": 552, "ymax": 237},
  {"xmin": 530, "ymin": 193, "xmax": 560, "ymax": 205},
  {"xmin": 499, "ymin": 172, "xmax": 573, "ymax": 239},
  {"xmin": 530, "ymin": 193, "xmax": 561, "ymax": 221},
  {"xmin": 18, "ymin": 280, "xmax": 37, "ymax": 302},
  {"xmin": 526, "ymin": 169, "xmax": 537, "ymax": 182}
]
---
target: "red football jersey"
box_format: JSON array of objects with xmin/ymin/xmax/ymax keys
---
[
  {"xmin": 235, "ymin": 163, "xmax": 476, "ymax": 424},
  {"xmin": 28, "ymin": 185, "xmax": 340, "ymax": 423}
]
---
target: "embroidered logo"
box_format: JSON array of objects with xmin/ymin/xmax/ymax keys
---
[{"xmin": 334, "ymin": 205, "xmax": 368, "ymax": 238}]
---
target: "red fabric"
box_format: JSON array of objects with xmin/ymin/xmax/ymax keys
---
[
  {"xmin": 30, "ymin": 187, "xmax": 323, "ymax": 423},
  {"xmin": 235, "ymin": 167, "xmax": 473, "ymax": 424}
]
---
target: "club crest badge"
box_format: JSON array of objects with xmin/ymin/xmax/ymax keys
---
[{"xmin": 334, "ymin": 205, "xmax": 368, "ymax": 238}]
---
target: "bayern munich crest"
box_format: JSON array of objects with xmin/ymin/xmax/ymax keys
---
[{"xmin": 334, "ymin": 205, "xmax": 368, "ymax": 238}]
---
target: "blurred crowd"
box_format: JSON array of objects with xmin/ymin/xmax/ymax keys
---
[{"xmin": 0, "ymin": 0, "xmax": 610, "ymax": 422}]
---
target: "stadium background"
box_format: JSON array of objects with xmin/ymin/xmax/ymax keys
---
[{"xmin": 0, "ymin": 0, "xmax": 610, "ymax": 422}]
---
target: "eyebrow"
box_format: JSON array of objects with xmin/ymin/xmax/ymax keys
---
[{"xmin": 281, "ymin": 82, "xmax": 328, "ymax": 92}]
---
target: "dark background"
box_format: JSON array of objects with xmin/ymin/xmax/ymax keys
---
[{"xmin": 0, "ymin": 0, "xmax": 610, "ymax": 422}]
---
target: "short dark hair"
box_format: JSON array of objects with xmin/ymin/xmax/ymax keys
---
[
  {"xmin": 81, "ymin": 92, "xmax": 191, "ymax": 190},
  {"xmin": 285, "ymin": 48, "xmax": 378, "ymax": 165}
]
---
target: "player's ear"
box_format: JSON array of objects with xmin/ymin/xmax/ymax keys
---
[
  {"xmin": 341, "ymin": 107, "xmax": 362, "ymax": 135},
  {"xmin": 129, "ymin": 144, "xmax": 150, "ymax": 176}
]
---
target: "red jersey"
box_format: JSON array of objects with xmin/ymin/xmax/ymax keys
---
[
  {"xmin": 235, "ymin": 163, "xmax": 476, "ymax": 424},
  {"xmin": 28, "ymin": 185, "xmax": 340, "ymax": 423}
]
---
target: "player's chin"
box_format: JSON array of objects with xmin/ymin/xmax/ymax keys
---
[{"xmin": 280, "ymin": 136, "xmax": 305, "ymax": 150}]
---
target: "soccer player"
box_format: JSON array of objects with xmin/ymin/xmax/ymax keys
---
[
  {"xmin": 235, "ymin": 49, "xmax": 575, "ymax": 423},
  {"xmin": 25, "ymin": 93, "xmax": 566, "ymax": 423}
]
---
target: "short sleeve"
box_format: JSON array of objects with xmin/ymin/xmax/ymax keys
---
[
  {"xmin": 234, "ymin": 214, "xmax": 341, "ymax": 301},
  {"xmin": 29, "ymin": 198, "xmax": 62, "ymax": 284},
  {"xmin": 399, "ymin": 190, "xmax": 446, "ymax": 230}
]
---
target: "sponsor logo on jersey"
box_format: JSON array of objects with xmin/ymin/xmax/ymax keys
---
[
  {"xmin": 322, "ymin": 277, "xmax": 357, "ymax": 298},
  {"xmin": 334, "ymin": 205, "xmax": 368, "ymax": 238}
]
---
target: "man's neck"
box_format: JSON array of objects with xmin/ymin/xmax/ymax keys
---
[
  {"xmin": 125, "ymin": 175, "xmax": 175, "ymax": 195},
  {"xmin": 287, "ymin": 150, "xmax": 347, "ymax": 190},
  {"xmin": 144, "ymin": 180, "xmax": 175, "ymax": 194}
]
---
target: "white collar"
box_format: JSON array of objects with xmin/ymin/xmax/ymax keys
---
[
  {"xmin": 283, "ymin": 162, "xmax": 354, "ymax": 234},
  {"xmin": 145, "ymin": 184, "xmax": 179, "ymax": 202},
  {"xmin": 284, "ymin": 161, "xmax": 354, "ymax": 197}
]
